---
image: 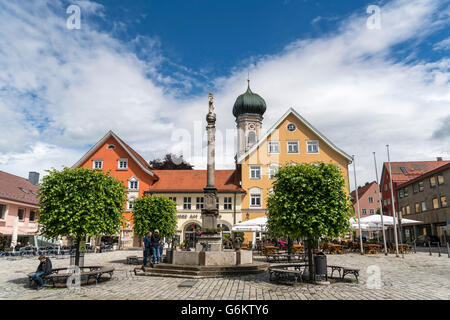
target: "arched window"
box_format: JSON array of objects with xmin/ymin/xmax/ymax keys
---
[
  {"xmin": 247, "ymin": 131, "xmax": 256, "ymax": 145},
  {"xmin": 249, "ymin": 187, "xmax": 262, "ymax": 208},
  {"xmin": 184, "ymin": 223, "xmax": 201, "ymax": 249}
]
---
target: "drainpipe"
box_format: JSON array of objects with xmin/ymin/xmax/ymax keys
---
[{"xmin": 233, "ymin": 192, "xmax": 237, "ymax": 225}]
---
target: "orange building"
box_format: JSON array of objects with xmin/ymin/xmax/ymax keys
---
[{"xmin": 72, "ymin": 131, "xmax": 158, "ymax": 247}]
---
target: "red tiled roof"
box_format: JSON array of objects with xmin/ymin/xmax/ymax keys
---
[
  {"xmin": 147, "ymin": 170, "xmax": 245, "ymax": 193},
  {"xmin": 0, "ymin": 171, "xmax": 40, "ymax": 205},
  {"xmin": 350, "ymin": 181, "xmax": 377, "ymax": 202},
  {"xmin": 397, "ymin": 162, "xmax": 450, "ymax": 188},
  {"xmin": 383, "ymin": 161, "xmax": 450, "ymax": 185}
]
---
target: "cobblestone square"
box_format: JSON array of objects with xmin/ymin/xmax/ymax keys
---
[{"xmin": 0, "ymin": 250, "xmax": 448, "ymax": 300}]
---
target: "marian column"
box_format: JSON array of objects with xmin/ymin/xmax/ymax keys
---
[{"xmin": 198, "ymin": 93, "xmax": 222, "ymax": 251}]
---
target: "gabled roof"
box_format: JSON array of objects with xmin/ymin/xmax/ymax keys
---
[
  {"xmin": 0, "ymin": 171, "xmax": 40, "ymax": 206},
  {"xmin": 237, "ymin": 107, "xmax": 352, "ymax": 163},
  {"xmin": 147, "ymin": 170, "xmax": 245, "ymax": 193},
  {"xmin": 71, "ymin": 131, "xmax": 157, "ymax": 178},
  {"xmin": 380, "ymin": 160, "xmax": 450, "ymax": 187},
  {"xmin": 350, "ymin": 181, "xmax": 377, "ymax": 202}
]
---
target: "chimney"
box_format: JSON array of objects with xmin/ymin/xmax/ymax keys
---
[
  {"xmin": 437, "ymin": 157, "xmax": 443, "ymax": 161},
  {"xmin": 28, "ymin": 172, "xmax": 40, "ymax": 185}
]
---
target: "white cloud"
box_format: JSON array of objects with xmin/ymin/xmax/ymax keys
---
[
  {"xmin": 0, "ymin": 0, "xmax": 449, "ymax": 192},
  {"xmin": 434, "ymin": 37, "xmax": 450, "ymax": 50}
]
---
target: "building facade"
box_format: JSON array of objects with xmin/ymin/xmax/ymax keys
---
[
  {"xmin": 232, "ymin": 84, "xmax": 353, "ymax": 243},
  {"xmin": 396, "ymin": 163, "xmax": 449, "ymax": 244},
  {"xmin": 72, "ymin": 131, "xmax": 159, "ymax": 248},
  {"xmin": 350, "ymin": 181, "xmax": 380, "ymax": 239},
  {"xmin": 73, "ymin": 131, "xmax": 245, "ymax": 247},
  {"xmin": 0, "ymin": 171, "xmax": 40, "ymax": 249},
  {"xmin": 380, "ymin": 160, "xmax": 450, "ymax": 217},
  {"xmin": 72, "ymin": 83, "xmax": 353, "ymax": 247},
  {"xmin": 145, "ymin": 170, "xmax": 245, "ymax": 247}
]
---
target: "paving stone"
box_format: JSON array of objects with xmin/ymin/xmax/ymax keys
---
[{"xmin": 1, "ymin": 250, "xmax": 449, "ymax": 300}]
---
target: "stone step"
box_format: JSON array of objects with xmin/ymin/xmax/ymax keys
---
[
  {"xmin": 134, "ymin": 263, "xmax": 269, "ymax": 278},
  {"xmin": 151, "ymin": 263, "xmax": 268, "ymax": 272}
]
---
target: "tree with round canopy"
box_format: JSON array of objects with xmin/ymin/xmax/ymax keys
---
[
  {"xmin": 38, "ymin": 167, "xmax": 127, "ymax": 266},
  {"xmin": 267, "ymin": 162, "xmax": 353, "ymax": 281}
]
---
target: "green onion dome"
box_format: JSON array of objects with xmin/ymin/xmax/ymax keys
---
[{"xmin": 232, "ymin": 83, "xmax": 267, "ymax": 118}]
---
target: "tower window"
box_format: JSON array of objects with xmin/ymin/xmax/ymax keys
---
[{"xmin": 247, "ymin": 131, "xmax": 256, "ymax": 145}]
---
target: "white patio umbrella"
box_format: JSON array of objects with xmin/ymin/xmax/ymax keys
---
[
  {"xmin": 232, "ymin": 217, "xmax": 267, "ymax": 248},
  {"xmin": 360, "ymin": 215, "xmax": 422, "ymax": 226},
  {"xmin": 349, "ymin": 218, "xmax": 380, "ymax": 231},
  {"xmin": 232, "ymin": 217, "xmax": 267, "ymax": 232}
]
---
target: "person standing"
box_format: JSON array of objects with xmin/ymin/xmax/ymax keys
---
[
  {"xmin": 151, "ymin": 229, "xmax": 161, "ymax": 264},
  {"xmin": 158, "ymin": 240, "xmax": 164, "ymax": 260},
  {"xmin": 31, "ymin": 255, "xmax": 52, "ymax": 290},
  {"xmin": 142, "ymin": 231, "xmax": 152, "ymax": 267}
]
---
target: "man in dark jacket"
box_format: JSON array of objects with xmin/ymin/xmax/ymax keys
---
[
  {"xmin": 142, "ymin": 231, "xmax": 152, "ymax": 267},
  {"xmin": 151, "ymin": 229, "xmax": 161, "ymax": 264},
  {"xmin": 32, "ymin": 255, "xmax": 52, "ymax": 290}
]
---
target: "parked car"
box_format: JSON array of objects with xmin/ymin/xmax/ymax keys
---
[{"xmin": 415, "ymin": 235, "xmax": 440, "ymax": 246}]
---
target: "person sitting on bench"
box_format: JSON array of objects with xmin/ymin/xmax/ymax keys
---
[{"xmin": 31, "ymin": 255, "xmax": 52, "ymax": 290}]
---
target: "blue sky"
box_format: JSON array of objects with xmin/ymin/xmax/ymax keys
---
[
  {"xmin": 83, "ymin": 0, "xmax": 449, "ymax": 96},
  {"xmin": 0, "ymin": 0, "xmax": 449, "ymax": 189}
]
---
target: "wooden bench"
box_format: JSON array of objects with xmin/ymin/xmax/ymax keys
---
[
  {"xmin": 328, "ymin": 265, "xmax": 360, "ymax": 282},
  {"xmin": 265, "ymin": 253, "xmax": 305, "ymax": 263},
  {"xmin": 28, "ymin": 266, "xmax": 114, "ymax": 288},
  {"xmin": 269, "ymin": 264, "xmax": 307, "ymax": 284}
]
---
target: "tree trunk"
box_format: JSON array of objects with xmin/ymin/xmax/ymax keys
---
[
  {"xmin": 287, "ymin": 237, "xmax": 293, "ymax": 262},
  {"xmin": 307, "ymin": 238, "xmax": 314, "ymax": 282},
  {"xmin": 75, "ymin": 236, "xmax": 82, "ymax": 267}
]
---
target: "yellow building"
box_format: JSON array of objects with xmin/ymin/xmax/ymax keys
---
[{"xmin": 232, "ymin": 83, "xmax": 352, "ymax": 244}]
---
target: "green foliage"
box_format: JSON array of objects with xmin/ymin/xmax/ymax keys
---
[
  {"xmin": 267, "ymin": 162, "xmax": 352, "ymax": 242},
  {"xmin": 132, "ymin": 195, "xmax": 177, "ymax": 238},
  {"xmin": 38, "ymin": 167, "xmax": 127, "ymax": 239}
]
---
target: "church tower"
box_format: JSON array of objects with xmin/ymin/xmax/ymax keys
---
[{"xmin": 233, "ymin": 80, "xmax": 267, "ymax": 158}]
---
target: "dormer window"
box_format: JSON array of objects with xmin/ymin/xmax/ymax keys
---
[
  {"xmin": 118, "ymin": 158, "xmax": 128, "ymax": 170},
  {"xmin": 93, "ymin": 159, "xmax": 103, "ymax": 170},
  {"xmin": 18, "ymin": 187, "xmax": 29, "ymax": 194}
]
